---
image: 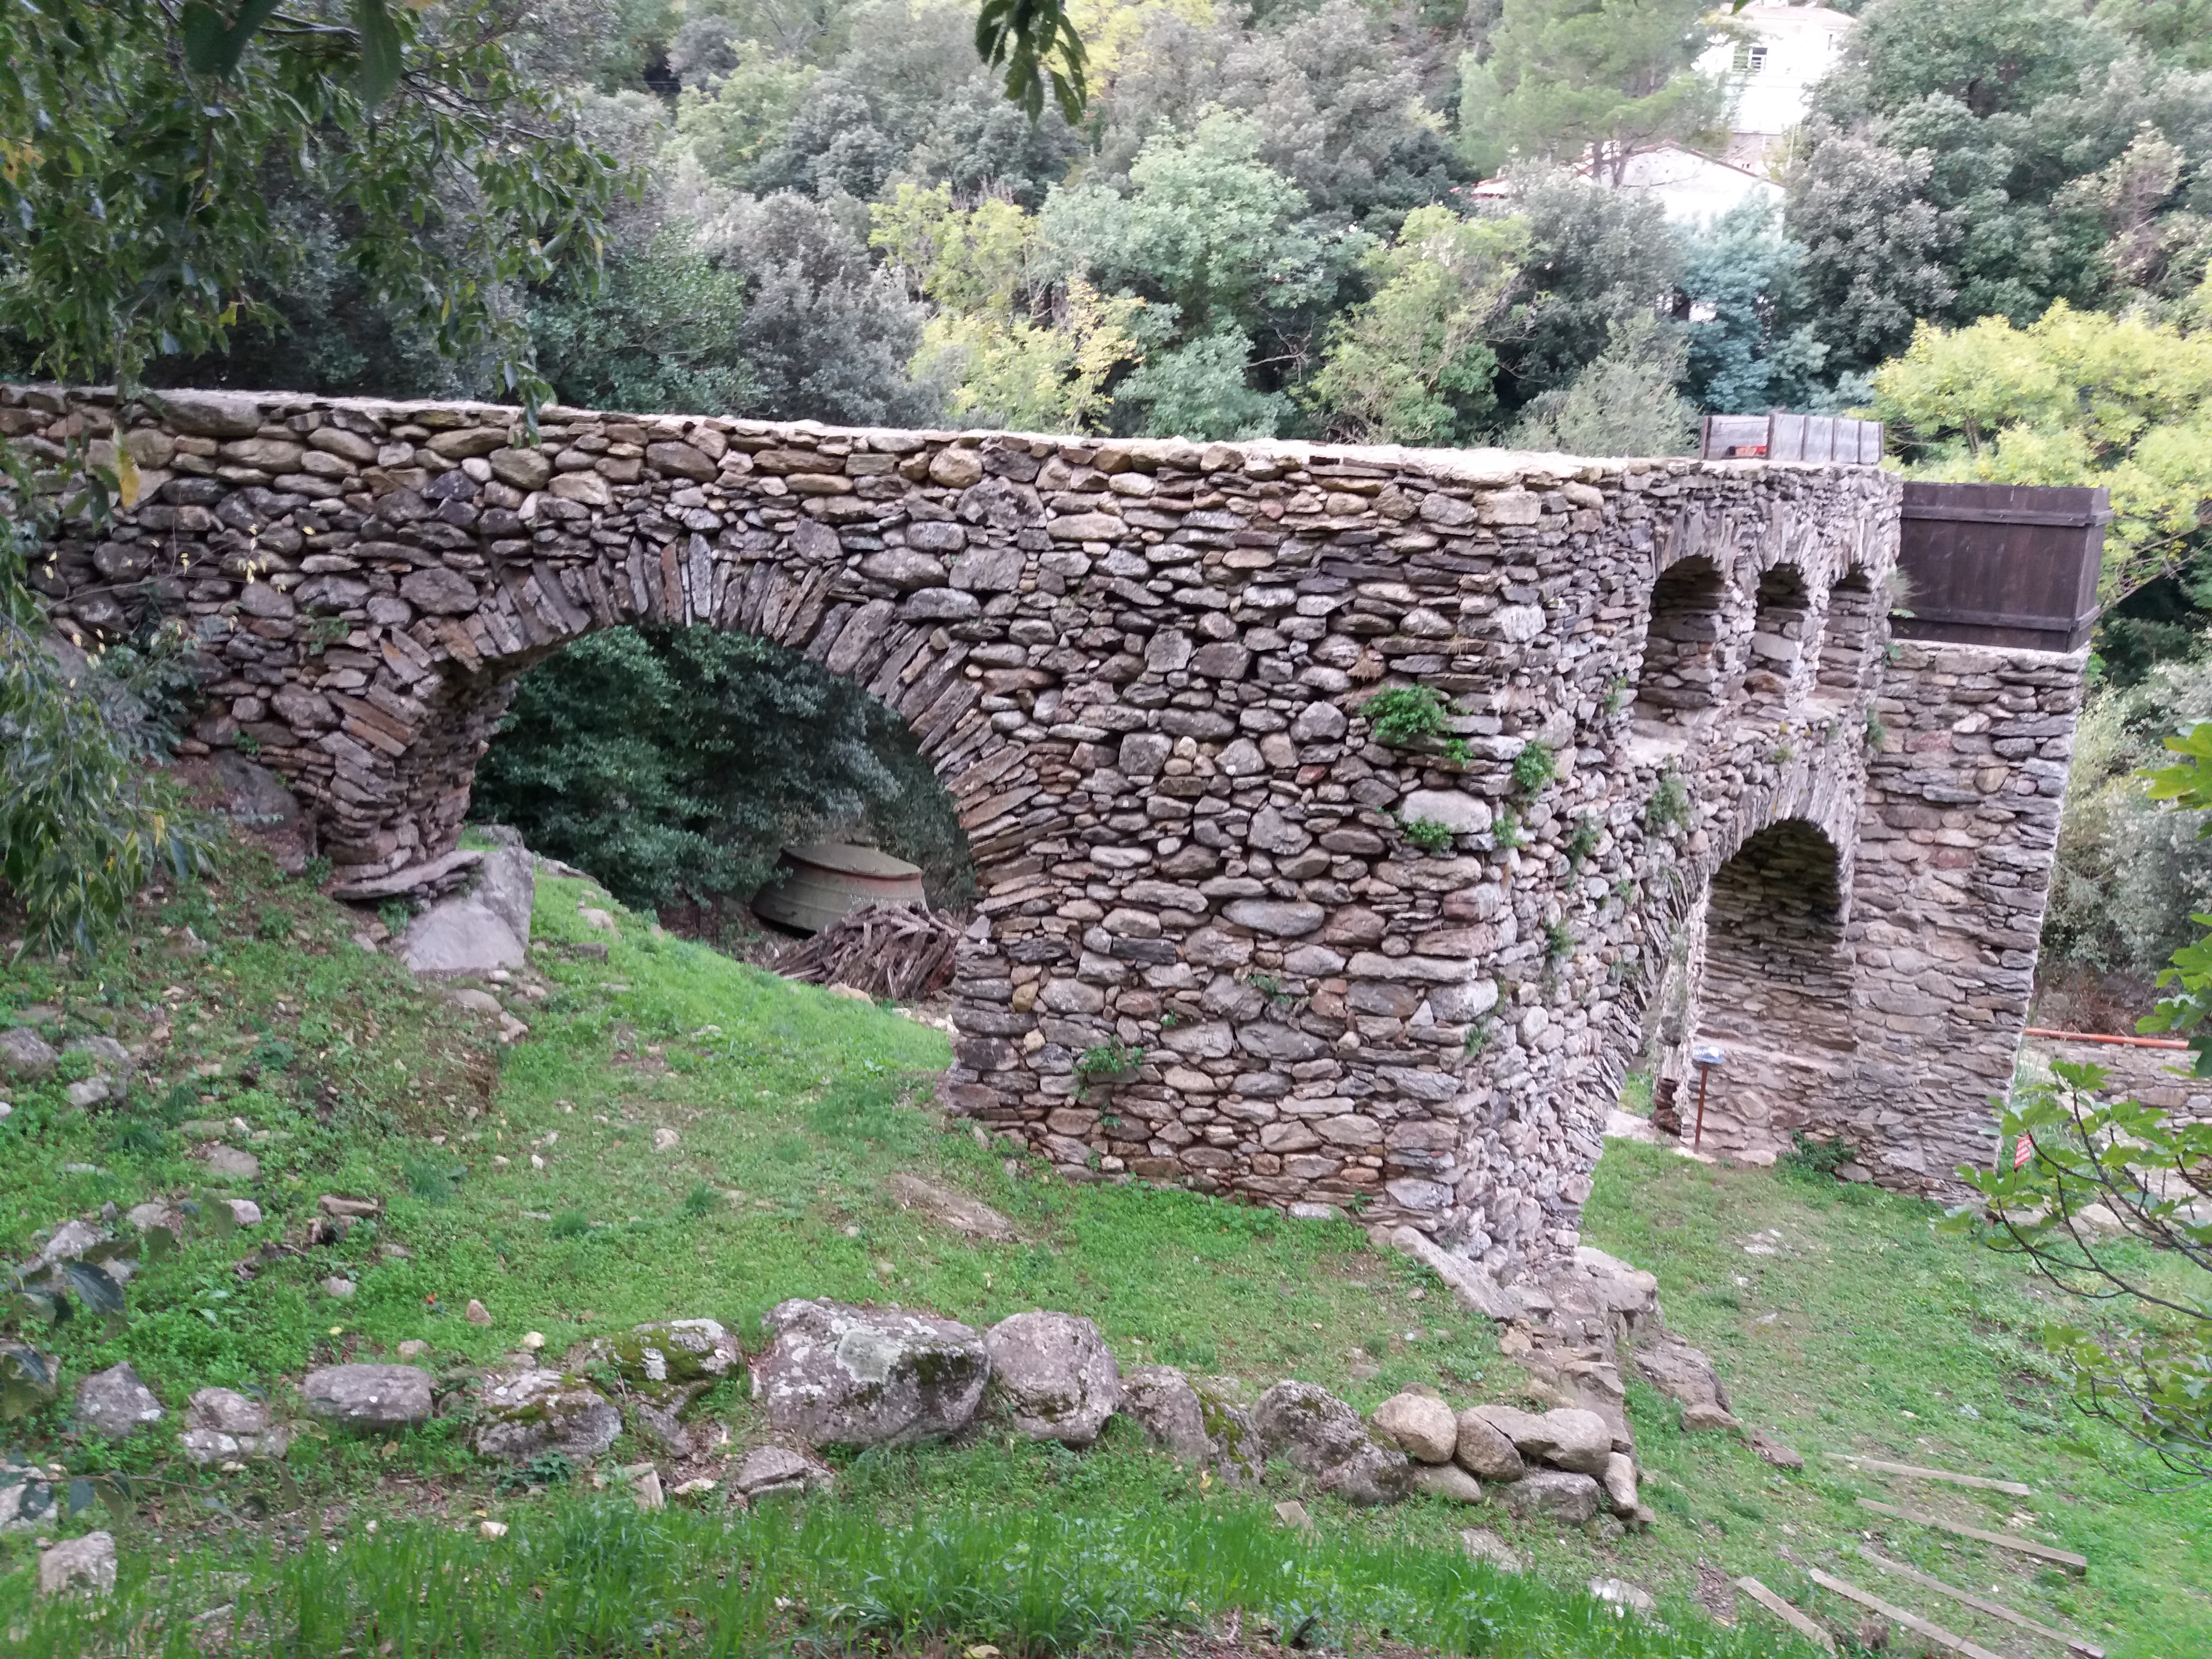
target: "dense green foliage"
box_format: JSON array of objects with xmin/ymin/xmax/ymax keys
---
[
  {"xmin": 0, "ymin": 0, "xmax": 622, "ymax": 402},
  {"xmin": 471, "ymin": 626, "xmax": 972, "ymax": 916}
]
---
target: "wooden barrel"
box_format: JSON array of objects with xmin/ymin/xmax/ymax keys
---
[{"xmin": 752, "ymin": 841, "xmax": 925, "ymax": 935}]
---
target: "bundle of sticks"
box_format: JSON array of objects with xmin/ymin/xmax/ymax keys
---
[{"xmin": 776, "ymin": 903, "xmax": 962, "ymax": 1001}]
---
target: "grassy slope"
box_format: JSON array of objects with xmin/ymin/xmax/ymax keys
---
[{"xmin": 2, "ymin": 838, "xmax": 2204, "ymax": 1656}]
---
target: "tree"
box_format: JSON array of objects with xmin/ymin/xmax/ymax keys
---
[
  {"xmin": 0, "ymin": 1, "xmax": 622, "ymax": 403},
  {"xmin": 1476, "ymin": 167, "xmax": 1683, "ymax": 421},
  {"xmin": 876, "ymin": 185, "xmax": 1144, "ymax": 432},
  {"xmin": 527, "ymin": 231, "xmax": 760, "ymax": 416},
  {"xmin": 686, "ymin": 188, "xmax": 943, "ymax": 426},
  {"xmin": 744, "ymin": 1, "xmax": 1084, "ymax": 205},
  {"xmin": 1787, "ymin": 0, "xmax": 2212, "ymax": 372},
  {"xmin": 1505, "ymin": 310, "xmax": 1696, "ymax": 455},
  {"xmin": 1041, "ymin": 114, "xmax": 1337, "ymax": 343},
  {"xmin": 1459, "ymin": 0, "xmax": 1729, "ymax": 182},
  {"xmin": 1959, "ymin": 719, "xmax": 2212, "ymax": 1484},
  {"xmin": 1676, "ymin": 199, "xmax": 1829, "ymax": 416},
  {"xmin": 1868, "ymin": 300, "xmax": 2212, "ymax": 602},
  {"xmin": 1303, "ymin": 206, "xmax": 1529, "ymax": 445}
]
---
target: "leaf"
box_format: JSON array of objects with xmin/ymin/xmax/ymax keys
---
[
  {"xmin": 180, "ymin": 0, "xmax": 288, "ymax": 78},
  {"xmin": 356, "ymin": 0, "xmax": 403, "ymax": 110},
  {"xmin": 63, "ymin": 1259, "xmax": 126, "ymax": 1317}
]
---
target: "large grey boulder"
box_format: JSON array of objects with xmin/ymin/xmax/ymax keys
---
[
  {"xmin": 750, "ymin": 1299, "xmax": 989, "ymax": 1447},
  {"xmin": 1527, "ymin": 1407, "xmax": 1613, "ymax": 1474},
  {"xmin": 180, "ymin": 1387, "xmax": 290, "ymax": 1464},
  {"xmin": 473, "ymin": 1367, "xmax": 622, "ymax": 1463},
  {"xmin": 1463, "ymin": 1402, "xmax": 1608, "ymax": 1471},
  {"xmin": 582, "ymin": 1318, "xmax": 742, "ymax": 1451},
  {"xmin": 1453, "ymin": 1409, "xmax": 1527, "ymax": 1481},
  {"xmin": 984, "ymin": 1311, "xmax": 1121, "ymax": 1447},
  {"xmin": 1251, "ymin": 1380, "xmax": 1413, "ymax": 1506},
  {"xmin": 38, "ymin": 1530, "xmax": 116, "ymax": 1597},
  {"xmin": 398, "ymin": 840, "xmax": 535, "ymax": 977},
  {"xmin": 74, "ymin": 1363, "xmax": 163, "ymax": 1439},
  {"xmin": 301, "ymin": 1364, "xmax": 434, "ymax": 1427},
  {"xmin": 1631, "ymin": 1333, "xmax": 1739, "ymax": 1430},
  {"xmin": 1118, "ymin": 1365, "xmax": 1264, "ymax": 1483},
  {"xmin": 1372, "ymin": 1390, "xmax": 1458, "ymax": 1463},
  {"xmin": 213, "ymin": 753, "xmax": 301, "ymax": 829},
  {"xmin": 1, "ymin": 1027, "xmax": 57, "ymax": 1082},
  {"xmin": 1496, "ymin": 1468, "xmax": 1602, "ymax": 1523}
]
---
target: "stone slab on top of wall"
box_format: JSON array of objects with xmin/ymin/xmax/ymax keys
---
[{"xmin": 7, "ymin": 383, "xmax": 2076, "ymax": 1273}]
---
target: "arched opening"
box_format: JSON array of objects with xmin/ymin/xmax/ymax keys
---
[
  {"xmin": 1679, "ymin": 817, "xmax": 1855, "ymax": 1159},
  {"xmin": 470, "ymin": 625, "xmax": 974, "ymax": 951},
  {"xmin": 1745, "ymin": 562, "xmax": 1812, "ymax": 710},
  {"xmin": 1815, "ymin": 567, "xmax": 1878, "ymax": 702},
  {"xmin": 1632, "ymin": 555, "xmax": 1728, "ymax": 729}
]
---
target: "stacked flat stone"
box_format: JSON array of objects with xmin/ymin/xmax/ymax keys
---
[{"xmin": 8, "ymin": 382, "xmax": 2080, "ymax": 1269}]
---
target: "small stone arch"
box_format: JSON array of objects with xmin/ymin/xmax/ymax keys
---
[
  {"xmin": 1676, "ymin": 815, "xmax": 1856, "ymax": 1160},
  {"xmin": 1745, "ymin": 561, "xmax": 1814, "ymax": 711},
  {"xmin": 1631, "ymin": 554, "xmax": 1730, "ymax": 730},
  {"xmin": 1814, "ymin": 565, "xmax": 1881, "ymax": 705}
]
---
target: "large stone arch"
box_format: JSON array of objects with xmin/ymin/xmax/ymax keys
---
[{"xmin": 14, "ymin": 384, "xmax": 2083, "ymax": 1273}]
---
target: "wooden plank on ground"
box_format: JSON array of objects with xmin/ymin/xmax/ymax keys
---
[
  {"xmin": 1858, "ymin": 1498, "xmax": 2089, "ymax": 1574},
  {"xmin": 1735, "ymin": 1576, "xmax": 1836, "ymax": 1653},
  {"xmin": 1827, "ymin": 1453, "xmax": 2033, "ymax": 1496},
  {"xmin": 1807, "ymin": 1567, "xmax": 2008, "ymax": 1659},
  {"xmin": 1857, "ymin": 1545, "xmax": 2103, "ymax": 1658}
]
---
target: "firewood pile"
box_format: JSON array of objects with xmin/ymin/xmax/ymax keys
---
[{"xmin": 775, "ymin": 903, "xmax": 962, "ymax": 1001}]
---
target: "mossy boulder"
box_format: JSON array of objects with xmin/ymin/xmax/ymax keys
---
[
  {"xmin": 750, "ymin": 1299, "xmax": 988, "ymax": 1447},
  {"xmin": 1119, "ymin": 1364, "xmax": 1264, "ymax": 1484},
  {"xmin": 1252, "ymin": 1379, "xmax": 1411, "ymax": 1506},
  {"xmin": 472, "ymin": 1366, "xmax": 621, "ymax": 1463}
]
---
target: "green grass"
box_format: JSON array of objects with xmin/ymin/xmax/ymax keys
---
[
  {"xmin": 2, "ymin": 1491, "xmax": 1816, "ymax": 1659},
  {"xmin": 1576, "ymin": 1141, "xmax": 2212, "ymax": 1659},
  {"xmin": 3, "ymin": 833, "xmax": 2206, "ymax": 1656}
]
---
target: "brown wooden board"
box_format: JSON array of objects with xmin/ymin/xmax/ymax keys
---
[
  {"xmin": 1894, "ymin": 481, "xmax": 2110, "ymax": 652},
  {"xmin": 1735, "ymin": 1576, "xmax": 1838, "ymax": 1653},
  {"xmin": 1807, "ymin": 1568, "xmax": 2009, "ymax": 1659},
  {"xmin": 1858, "ymin": 1497, "xmax": 2089, "ymax": 1572},
  {"xmin": 1825, "ymin": 1452, "xmax": 2034, "ymax": 1496},
  {"xmin": 1857, "ymin": 1545, "xmax": 2103, "ymax": 1657}
]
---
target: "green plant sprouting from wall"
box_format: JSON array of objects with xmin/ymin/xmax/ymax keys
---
[
  {"xmin": 1358, "ymin": 685, "xmax": 1470, "ymax": 764},
  {"xmin": 1644, "ymin": 770, "xmax": 1692, "ymax": 838},
  {"xmin": 1398, "ymin": 813, "xmax": 1457, "ymax": 853},
  {"xmin": 1512, "ymin": 738, "xmax": 1557, "ymax": 794}
]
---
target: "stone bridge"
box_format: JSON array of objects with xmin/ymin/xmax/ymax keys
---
[{"xmin": 11, "ymin": 384, "xmax": 2082, "ymax": 1272}]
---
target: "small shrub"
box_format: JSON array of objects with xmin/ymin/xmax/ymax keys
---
[
  {"xmin": 1074, "ymin": 1039, "xmax": 1145, "ymax": 1082},
  {"xmin": 1565, "ymin": 813, "xmax": 1600, "ymax": 868},
  {"xmin": 1463, "ymin": 1017, "xmax": 1494, "ymax": 1057},
  {"xmin": 1645, "ymin": 770, "xmax": 1692, "ymax": 836},
  {"xmin": 1361, "ymin": 685, "xmax": 1452, "ymax": 747},
  {"xmin": 1511, "ymin": 739, "xmax": 1556, "ymax": 794},
  {"xmin": 1492, "ymin": 810, "xmax": 1527, "ymax": 850},
  {"xmin": 1398, "ymin": 814, "xmax": 1456, "ymax": 853},
  {"xmin": 254, "ymin": 906, "xmax": 290, "ymax": 941},
  {"xmin": 109, "ymin": 1117, "xmax": 168, "ymax": 1157},
  {"xmin": 494, "ymin": 1451, "xmax": 576, "ymax": 1494},
  {"xmin": 1543, "ymin": 919, "xmax": 1573, "ymax": 963},
  {"xmin": 1781, "ymin": 1130, "xmax": 1855, "ymax": 1179},
  {"xmin": 681, "ymin": 1182, "xmax": 722, "ymax": 1217},
  {"xmin": 548, "ymin": 1208, "xmax": 593, "ymax": 1239},
  {"xmin": 402, "ymin": 1152, "xmax": 464, "ymax": 1205}
]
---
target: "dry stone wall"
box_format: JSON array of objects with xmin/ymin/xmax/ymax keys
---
[{"xmin": 9, "ymin": 383, "xmax": 2083, "ymax": 1273}]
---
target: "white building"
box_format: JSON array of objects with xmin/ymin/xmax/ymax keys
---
[{"xmin": 1698, "ymin": 3, "xmax": 1856, "ymax": 172}]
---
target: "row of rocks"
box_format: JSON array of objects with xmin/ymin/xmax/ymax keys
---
[{"xmin": 2, "ymin": 1026, "xmax": 137, "ymax": 1109}]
